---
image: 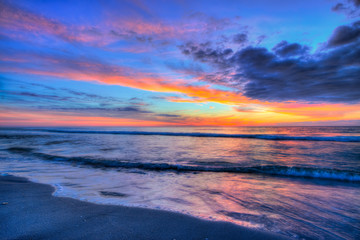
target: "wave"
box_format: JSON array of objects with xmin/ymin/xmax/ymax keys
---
[
  {"xmin": 5, "ymin": 147, "xmax": 360, "ymax": 182},
  {"xmin": 40, "ymin": 129, "xmax": 360, "ymax": 142}
]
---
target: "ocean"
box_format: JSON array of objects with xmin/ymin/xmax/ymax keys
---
[{"xmin": 1, "ymin": 126, "xmax": 359, "ymax": 239}]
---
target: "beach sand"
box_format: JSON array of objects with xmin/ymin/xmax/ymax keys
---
[{"xmin": 0, "ymin": 175, "xmax": 289, "ymax": 240}]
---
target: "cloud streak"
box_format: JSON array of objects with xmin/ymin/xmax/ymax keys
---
[
  {"xmin": 0, "ymin": 48, "xmax": 250, "ymax": 105},
  {"xmin": 0, "ymin": 0, "xmax": 100, "ymax": 43}
]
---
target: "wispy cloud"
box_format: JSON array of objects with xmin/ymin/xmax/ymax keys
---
[
  {"xmin": 0, "ymin": 0, "xmax": 100, "ymax": 44},
  {"xmin": 0, "ymin": 48, "xmax": 251, "ymax": 105}
]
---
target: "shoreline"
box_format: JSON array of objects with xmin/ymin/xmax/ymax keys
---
[{"xmin": 0, "ymin": 175, "xmax": 289, "ymax": 240}]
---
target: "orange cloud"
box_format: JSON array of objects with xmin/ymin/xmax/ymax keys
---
[
  {"xmin": 2, "ymin": 49, "xmax": 359, "ymax": 126},
  {"xmin": 2, "ymin": 63, "xmax": 360, "ymax": 125},
  {"xmin": 1, "ymin": 63, "xmax": 251, "ymax": 106},
  {"xmin": 1, "ymin": 104, "xmax": 359, "ymax": 127},
  {"xmin": 0, "ymin": 108, "xmax": 272, "ymax": 127},
  {"xmin": 269, "ymin": 102, "xmax": 360, "ymax": 121},
  {"xmin": 0, "ymin": 110, "xmax": 184, "ymax": 127}
]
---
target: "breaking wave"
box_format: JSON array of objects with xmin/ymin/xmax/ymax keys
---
[{"xmin": 5, "ymin": 147, "xmax": 360, "ymax": 182}]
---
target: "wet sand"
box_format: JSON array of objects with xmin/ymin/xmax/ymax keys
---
[{"xmin": 0, "ymin": 175, "xmax": 289, "ymax": 240}]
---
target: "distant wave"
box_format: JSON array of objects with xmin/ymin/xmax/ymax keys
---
[
  {"xmin": 40, "ymin": 129, "xmax": 360, "ymax": 142},
  {"xmin": 5, "ymin": 147, "xmax": 360, "ymax": 182}
]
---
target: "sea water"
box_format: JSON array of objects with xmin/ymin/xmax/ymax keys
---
[{"xmin": 0, "ymin": 126, "xmax": 359, "ymax": 239}]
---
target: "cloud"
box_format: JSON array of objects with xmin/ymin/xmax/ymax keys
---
[
  {"xmin": 232, "ymin": 33, "xmax": 247, "ymax": 44},
  {"xmin": 233, "ymin": 106, "xmax": 262, "ymax": 113},
  {"xmin": 0, "ymin": 0, "xmax": 247, "ymax": 51},
  {"xmin": 0, "ymin": 78, "xmax": 127, "ymax": 105},
  {"xmin": 0, "ymin": 108, "xmax": 185, "ymax": 127},
  {"xmin": 0, "ymin": 47, "xmax": 249, "ymax": 105},
  {"xmin": 234, "ymin": 44, "xmax": 360, "ymax": 102},
  {"xmin": 156, "ymin": 113, "xmax": 181, "ymax": 118},
  {"xmin": 60, "ymin": 88, "xmax": 121, "ymax": 102},
  {"xmin": 1, "ymin": 85, "xmax": 189, "ymax": 122},
  {"xmin": 179, "ymin": 42, "xmax": 233, "ymax": 68},
  {"xmin": 181, "ymin": 21, "xmax": 360, "ymax": 103},
  {"xmin": 2, "ymin": 91, "xmax": 69, "ymax": 101},
  {"xmin": 0, "ymin": 0, "xmax": 100, "ymax": 44},
  {"xmin": 0, "ymin": 1, "xmax": 172, "ymax": 46},
  {"xmin": 47, "ymin": 106, "xmax": 151, "ymax": 115},
  {"xmin": 105, "ymin": 11, "xmax": 244, "ymax": 49},
  {"xmin": 332, "ymin": 0, "xmax": 360, "ymax": 18},
  {"xmin": 272, "ymin": 41, "xmax": 309, "ymax": 57},
  {"xmin": 327, "ymin": 21, "xmax": 360, "ymax": 47},
  {"xmin": 1, "ymin": 85, "xmax": 194, "ymax": 123}
]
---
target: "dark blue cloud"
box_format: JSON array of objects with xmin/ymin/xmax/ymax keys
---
[
  {"xmin": 332, "ymin": 0, "xmax": 360, "ymax": 18},
  {"xmin": 156, "ymin": 113, "xmax": 181, "ymax": 118},
  {"xmin": 180, "ymin": 42, "xmax": 233, "ymax": 69},
  {"xmin": 232, "ymin": 33, "xmax": 247, "ymax": 44},
  {"xmin": 272, "ymin": 41, "xmax": 309, "ymax": 57},
  {"xmin": 327, "ymin": 21, "xmax": 360, "ymax": 47},
  {"xmin": 181, "ymin": 22, "xmax": 360, "ymax": 103},
  {"xmin": 49, "ymin": 106, "xmax": 150, "ymax": 113},
  {"xmin": 236, "ymin": 44, "xmax": 360, "ymax": 102}
]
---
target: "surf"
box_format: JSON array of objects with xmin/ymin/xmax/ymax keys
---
[{"xmin": 5, "ymin": 147, "xmax": 360, "ymax": 182}]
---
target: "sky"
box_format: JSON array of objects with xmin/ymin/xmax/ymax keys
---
[{"xmin": 0, "ymin": 0, "xmax": 359, "ymax": 126}]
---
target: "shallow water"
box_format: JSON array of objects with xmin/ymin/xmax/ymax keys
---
[{"xmin": 1, "ymin": 126, "xmax": 359, "ymax": 239}]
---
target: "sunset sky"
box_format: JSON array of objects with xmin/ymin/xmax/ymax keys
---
[{"xmin": 1, "ymin": 0, "xmax": 359, "ymax": 126}]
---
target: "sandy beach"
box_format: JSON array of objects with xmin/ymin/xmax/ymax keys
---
[{"xmin": 0, "ymin": 175, "xmax": 289, "ymax": 240}]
